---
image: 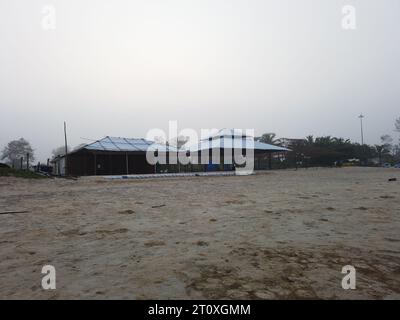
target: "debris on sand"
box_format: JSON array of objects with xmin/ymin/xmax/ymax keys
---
[
  {"xmin": 195, "ymin": 240, "xmax": 209, "ymax": 246},
  {"xmin": 151, "ymin": 204, "xmax": 166, "ymax": 208},
  {"xmin": 0, "ymin": 210, "xmax": 29, "ymax": 215},
  {"xmin": 388, "ymin": 178, "xmax": 397, "ymax": 182},
  {"xmin": 380, "ymin": 195, "xmax": 395, "ymax": 199},
  {"xmin": 144, "ymin": 240, "xmax": 166, "ymax": 247},
  {"xmin": 118, "ymin": 209, "xmax": 135, "ymax": 214}
]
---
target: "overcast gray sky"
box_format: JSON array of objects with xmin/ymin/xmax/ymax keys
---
[{"xmin": 1, "ymin": 0, "xmax": 399, "ymax": 162}]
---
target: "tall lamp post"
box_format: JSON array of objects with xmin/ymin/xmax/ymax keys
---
[
  {"xmin": 358, "ymin": 114, "xmax": 365, "ymax": 166},
  {"xmin": 358, "ymin": 114, "xmax": 364, "ymax": 145}
]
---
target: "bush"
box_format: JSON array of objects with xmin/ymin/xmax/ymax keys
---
[{"xmin": 0, "ymin": 168, "xmax": 45, "ymax": 179}]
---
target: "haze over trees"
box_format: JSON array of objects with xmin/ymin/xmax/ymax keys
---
[
  {"xmin": 255, "ymin": 133, "xmax": 281, "ymax": 145},
  {"xmin": 168, "ymin": 136, "xmax": 190, "ymax": 149},
  {"xmin": 51, "ymin": 143, "xmax": 87, "ymax": 160},
  {"xmin": 1, "ymin": 138, "xmax": 35, "ymax": 169},
  {"xmin": 395, "ymin": 117, "xmax": 400, "ymax": 133},
  {"xmin": 52, "ymin": 145, "xmax": 71, "ymax": 159},
  {"xmin": 259, "ymin": 116, "xmax": 400, "ymax": 167},
  {"xmin": 2, "ymin": 117, "xmax": 399, "ymax": 170}
]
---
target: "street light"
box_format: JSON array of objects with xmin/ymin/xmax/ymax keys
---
[{"xmin": 358, "ymin": 114, "xmax": 364, "ymax": 145}]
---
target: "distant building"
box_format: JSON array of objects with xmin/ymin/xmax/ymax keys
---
[
  {"xmin": 52, "ymin": 136, "xmax": 176, "ymax": 176},
  {"xmin": 279, "ymin": 138, "xmax": 305, "ymax": 148},
  {"xmin": 52, "ymin": 130, "xmax": 291, "ymax": 176},
  {"xmin": 184, "ymin": 129, "xmax": 290, "ymax": 171}
]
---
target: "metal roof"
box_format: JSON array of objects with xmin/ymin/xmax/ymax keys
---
[
  {"xmin": 184, "ymin": 136, "xmax": 290, "ymax": 152},
  {"xmin": 77, "ymin": 136, "xmax": 178, "ymax": 153},
  {"xmin": 69, "ymin": 133, "xmax": 288, "ymax": 155},
  {"xmin": 201, "ymin": 128, "xmax": 253, "ymax": 140}
]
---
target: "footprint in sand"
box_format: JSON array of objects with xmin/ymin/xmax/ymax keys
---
[
  {"xmin": 144, "ymin": 240, "xmax": 165, "ymax": 247},
  {"xmin": 355, "ymin": 206, "xmax": 368, "ymax": 211},
  {"xmin": 118, "ymin": 209, "xmax": 135, "ymax": 214},
  {"xmin": 95, "ymin": 228, "xmax": 128, "ymax": 235},
  {"xmin": 195, "ymin": 240, "xmax": 209, "ymax": 246}
]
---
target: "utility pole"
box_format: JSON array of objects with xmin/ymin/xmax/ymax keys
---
[
  {"xmin": 358, "ymin": 114, "xmax": 365, "ymax": 145},
  {"xmin": 64, "ymin": 121, "xmax": 68, "ymax": 176},
  {"xmin": 358, "ymin": 114, "xmax": 366, "ymax": 166}
]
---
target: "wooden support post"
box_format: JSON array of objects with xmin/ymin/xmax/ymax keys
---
[
  {"xmin": 94, "ymin": 153, "xmax": 97, "ymax": 176},
  {"xmin": 125, "ymin": 153, "xmax": 129, "ymax": 175},
  {"xmin": 64, "ymin": 121, "xmax": 68, "ymax": 176},
  {"xmin": 26, "ymin": 153, "xmax": 29, "ymax": 170},
  {"xmin": 268, "ymin": 153, "xmax": 272, "ymax": 170},
  {"xmin": 109, "ymin": 154, "xmax": 112, "ymax": 175},
  {"xmin": 20, "ymin": 157, "xmax": 23, "ymax": 170}
]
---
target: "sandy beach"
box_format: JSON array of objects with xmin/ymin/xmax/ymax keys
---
[{"xmin": 0, "ymin": 167, "xmax": 399, "ymax": 299}]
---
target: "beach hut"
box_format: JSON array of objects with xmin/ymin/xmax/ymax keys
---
[
  {"xmin": 183, "ymin": 129, "xmax": 290, "ymax": 171},
  {"xmin": 52, "ymin": 136, "xmax": 177, "ymax": 176}
]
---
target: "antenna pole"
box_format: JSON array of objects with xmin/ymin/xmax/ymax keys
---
[
  {"xmin": 358, "ymin": 114, "xmax": 364, "ymax": 145},
  {"xmin": 64, "ymin": 121, "xmax": 68, "ymax": 176}
]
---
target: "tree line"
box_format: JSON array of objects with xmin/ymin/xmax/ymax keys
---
[
  {"xmin": 256, "ymin": 117, "xmax": 400, "ymax": 167},
  {"xmin": 2, "ymin": 117, "xmax": 400, "ymax": 170}
]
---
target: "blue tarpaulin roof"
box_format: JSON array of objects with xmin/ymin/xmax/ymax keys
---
[
  {"xmin": 71, "ymin": 132, "xmax": 289, "ymax": 155},
  {"xmin": 77, "ymin": 136, "xmax": 178, "ymax": 152},
  {"xmin": 183, "ymin": 128, "xmax": 290, "ymax": 152},
  {"xmin": 184, "ymin": 138, "xmax": 290, "ymax": 152}
]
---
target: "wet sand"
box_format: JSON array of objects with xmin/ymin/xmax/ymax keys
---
[{"xmin": 0, "ymin": 167, "xmax": 399, "ymax": 299}]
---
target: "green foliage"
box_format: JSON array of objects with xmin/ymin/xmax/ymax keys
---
[
  {"xmin": 1, "ymin": 138, "xmax": 35, "ymax": 168},
  {"xmin": 256, "ymin": 133, "xmax": 281, "ymax": 145},
  {"xmin": 0, "ymin": 168, "xmax": 45, "ymax": 179},
  {"xmin": 395, "ymin": 117, "xmax": 400, "ymax": 133},
  {"xmin": 263, "ymin": 134, "xmax": 381, "ymax": 167}
]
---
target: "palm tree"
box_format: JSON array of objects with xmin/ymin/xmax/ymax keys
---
[
  {"xmin": 375, "ymin": 145, "xmax": 384, "ymax": 165},
  {"xmin": 331, "ymin": 137, "xmax": 350, "ymax": 146},
  {"xmin": 395, "ymin": 117, "xmax": 400, "ymax": 133},
  {"xmin": 375, "ymin": 144, "xmax": 391, "ymax": 165},
  {"xmin": 315, "ymin": 136, "xmax": 333, "ymax": 147},
  {"xmin": 257, "ymin": 133, "xmax": 281, "ymax": 145},
  {"xmin": 305, "ymin": 135, "xmax": 314, "ymax": 146}
]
